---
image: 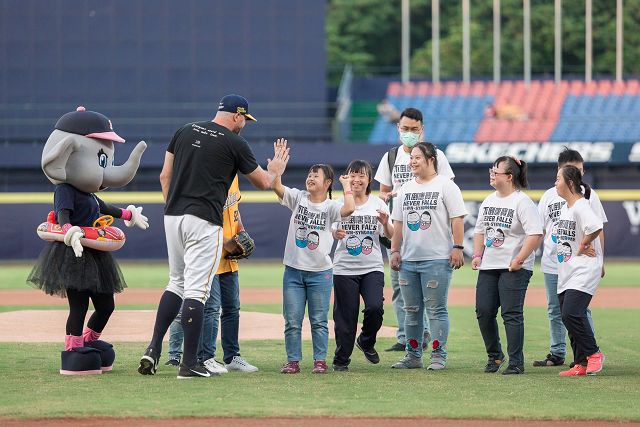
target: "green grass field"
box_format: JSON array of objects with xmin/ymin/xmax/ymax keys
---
[
  {"xmin": 1, "ymin": 261, "xmax": 639, "ymax": 421},
  {"xmin": 3, "ymin": 259, "xmax": 640, "ymax": 290}
]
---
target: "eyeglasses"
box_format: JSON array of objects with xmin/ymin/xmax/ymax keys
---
[{"xmin": 489, "ymin": 168, "xmax": 511, "ymax": 177}]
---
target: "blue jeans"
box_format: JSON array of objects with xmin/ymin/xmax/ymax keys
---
[
  {"xmin": 398, "ymin": 259, "xmax": 452, "ymax": 359},
  {"xmin": 167, "ymin": 271, "xmax": 241, "ymax": 363},
  {"xmin": 543, "ymin": 273, "xmax": 594, "ymax": 358},
  {"xmin": 389, "ymin": 252, "xmax": 430, "ymax": 344},
  {"xmin": 283, "ymin": 266, "xmax": 333, "ymax": 362}
]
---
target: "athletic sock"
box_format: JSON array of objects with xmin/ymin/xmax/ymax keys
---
[
  {"xmin": 148, "ymin": 291, "xmax": 183, "ymax": 353},
  {"xmin": 181, "ymin": 298, "xmax": 205, "ymax": 368}
]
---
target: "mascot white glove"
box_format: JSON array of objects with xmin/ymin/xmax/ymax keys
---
[
  {"xmin": 124, "ymin": 205, "xmax": 149, "ymax": 230},
  {"xmin": 63, "ymin": 226, "xmax": 84, "ymax": 257}
]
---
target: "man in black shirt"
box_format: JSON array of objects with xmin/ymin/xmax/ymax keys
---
[{"xmin": 139, "ymin": 94, "xmax": 289, "ymax": 379}]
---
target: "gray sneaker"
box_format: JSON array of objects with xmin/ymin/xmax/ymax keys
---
[
  {"xmin": 391, "ymin": 354, "xmax": 423, "ymax": 369},
  {"xmin": 427, "ymin": 355, "xmax": 446, "ymax": 370}
]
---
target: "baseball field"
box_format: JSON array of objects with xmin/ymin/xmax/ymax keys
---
[{"xmin": 1, "ymin": 261, "xmax": 639, "ymax": 426}]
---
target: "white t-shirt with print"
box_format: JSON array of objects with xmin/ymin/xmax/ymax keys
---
[
  {"xmin": 556, "ymin": 198, "xmax": 604, "ymax": 295},
  {"xmin": 474, "ymin": 191, "xmax": 543, "ymax": 271},
  {"xmin": 391, "ymin": 175, "xmax": 467, "ymax": 261},
  {"xmin": 279, "ymin": 187, "xmax": 343, "ymax": 272},
  {"xmin": 333, "ymin": 196, "xmax": 388, "ymax": 276},
  {"xmin": 538, "ymin": 187, "xmax": 607, "ymax": 274},
  {"xmin": 374, "ymin": 147, "xmax": 455, "ymax": 193}
]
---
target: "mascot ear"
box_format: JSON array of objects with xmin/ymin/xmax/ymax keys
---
[{"xmin": 42, "ymin": 134, "xmax": 76, "ymax": 182}]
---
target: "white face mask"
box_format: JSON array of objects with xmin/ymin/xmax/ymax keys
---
[{"xmin": 399, "ymin": 131, "xmax": 420, "ymax": 148}]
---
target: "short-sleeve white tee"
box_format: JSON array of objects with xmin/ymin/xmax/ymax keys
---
[
  {"xmin": 279, "ymin": 187, "xmax": 343, "ymax": 272},
  {"xmin": 374, "ymin": 147, "xmax": 455, "ymax": 193},
  {"xmin": 333, "ymin": 196, "xmax": 388, "ymax": 275},
  {"xmin": 538, "ymin": 187, "xmax": 608, "ymax": 274},
  {"xmin": 474, "ymin": 191, "xmax": 543, "ymax": 271},
  {"xmin": 556, "ymin": 198, "xmax": 604, "ymax": 295},
  {"xmin": 391, "ymin": 175, "xmax": 467, "ymax": 261}
]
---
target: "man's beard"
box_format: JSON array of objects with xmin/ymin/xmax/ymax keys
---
[{"xmin": 233, "ymin": 125, "xmax": 242, "ymax": 135}]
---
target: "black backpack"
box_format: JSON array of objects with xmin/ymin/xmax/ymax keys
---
[{"xmin": 379, "ymin": 146, "xmax": 400, "ymax": 249}]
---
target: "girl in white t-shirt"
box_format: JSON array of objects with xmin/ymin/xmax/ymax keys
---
[
  {"xmin": 554, "ymin": 165, "xmax": 605, "ymax": 377},
  {"xmin": 472, "ymin": 156, "xmax": 543, "ymax": 375},
  {"xmin": 331, "ymin": 160, "xmax": 394, "ymax": 371},
  {"xmin": 272, "ymin": 164, "xmax": 355, "ymax": 374},
  {"xmin": 389, "ymin": 143, "xmax": 467, "ymax": 370}
]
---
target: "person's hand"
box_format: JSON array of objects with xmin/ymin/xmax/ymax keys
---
[
  {"xmin": 379, "ymin": 191, "xmax": 396, "ymax": 203},
  {"xmin": 267, "ymin": 138, "xmax": 290, "ymax": 176},
  {"xmin": 601, "ymin": 265, "xmax": 605, "ymax": 278},
  {"xmin": 63, "ymin": 225, "xmax": 84, "ymax": 257},
  {"xmin": 508, "ymin": 257, "xmax": 524, "ymax": 272},
  {"xmin": 124, "ymin": 205, "xmax": 149, "ymax": 230},
  {"xmin": 471, "ymin": 256, "xmax": 482, "ymax": 270},
  {"xmin": 338, "ymin": 174, "xmax": 351, "ymax": 190},
  {"xmin": 333, "ymin": 228, "xmax": 346, "ymax": 240},
  {"xmin": 390, "ymin": 251, "xmax": 402, "ymax": 271},
  {"xmin": 449, "ymin": 248, "xmax": 464, "ymax": 269},
  {"xmin": 376, "ymin": 209, "xmax": 389, "ymax": 226},
  {"xmin": 577, "ymin": 243, "xmax": 596, "ymax": 257}
]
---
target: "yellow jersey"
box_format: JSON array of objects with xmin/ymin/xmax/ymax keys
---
[{"xmin": 217, "ymin": 176, "xmax": 241, "ymax": 274}]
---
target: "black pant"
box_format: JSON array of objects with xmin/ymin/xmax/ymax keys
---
[
  {"xmin": 558, "ymin": 289, "xmax": 599, "ymax": 365},
  {"xmin": 333, "ymin": 271, "xmax": 384, "ymax": 366},
  {"xmin": 475, "ymin": 268, "xmax": 532, "ymax": 368}
]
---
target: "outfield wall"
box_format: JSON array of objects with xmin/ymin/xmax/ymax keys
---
[{"xmin": 2, "ymin": 192, "xmax": 639, "ymax": 260}]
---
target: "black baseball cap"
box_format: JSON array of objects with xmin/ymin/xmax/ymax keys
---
[
  {"xmin": 55, "ymin": 106, "xmax": 125, "ymax": 143},
  {"xmin": 218, "ymin": 94, "xmax": 257, "ymax": 122}
]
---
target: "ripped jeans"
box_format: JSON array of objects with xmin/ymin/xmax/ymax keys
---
[{"xmin": 399, "ymin": 259, "xmax": 452, "ymax": 359}]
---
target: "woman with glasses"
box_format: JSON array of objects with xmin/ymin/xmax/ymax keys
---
[
  {"xmin": 472, "ymin": 156, "xmax": 543, "ymax": 375},
  {"xmin": 389, "ymin": 142, "xmax": 467, "ymax": 370}
]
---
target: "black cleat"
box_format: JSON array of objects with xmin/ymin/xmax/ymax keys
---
[
  {"xmin": 384, "ymin": 342, "xmax": 405, "ymax": 352},
  {"xmin": 356, "ymin": 336, "xmax": 380, "ymax": 364},
  {"xmin": 502, "ymin": 365, "xmax": 525, "ymax": 375},
  {"xmin": 177, "ymin": 362, "xmax": 212, "ymax": 379},
  {"xmin": 484, "ymin": 356, "xmax": 504, "ymax": 373},
  {"xmin": 532, "ymin": 353, "xmax": 565, "ymax": 367},
  {"xmin": 138, "ymin": 347, "xmax": 160, "ymax": 375}
]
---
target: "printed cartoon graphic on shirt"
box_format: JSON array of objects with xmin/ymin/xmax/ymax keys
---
[
  {"xmin": 361, "ymin": 236, "xmax": 374, "ymax": 255},
  {"xmin": 293, "ymin": 204, "xmax": 329, "ymax": 251},
  {"xmin": 403, "ymin": 192, "xmax": 440, "ymax": 232},
  {"xmin": 482, "ymin": 206, "xmax": 515, "ymax": 247},
  {"xmin": 307, "ymin": 231, "xmax": 320, "ymax": 250},
  {"xmin": 555, "ymin": 218, "xmax": 576, "ymax": 263},
  {"xmin": 340, "ymin": 214, "xmax": 380, "ymax": 256}
]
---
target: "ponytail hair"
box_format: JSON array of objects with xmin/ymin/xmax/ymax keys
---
[
  {"xmin": 412, "ymin": 142, "xmax": 439, "ymax": 172},
  {"xmin": 309, "ymin": 164, "xmax": 334, "ymax": 199},
  {"xmin": 494, "ymin": 156, "xmax": 528, "ymax": 189},
  {"xmin": 559, "ymin": 165, "xmax": 591, "ymax": 200}
]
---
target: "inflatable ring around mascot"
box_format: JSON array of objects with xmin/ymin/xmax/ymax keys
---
[{"xmin": 37, "ymin": 211, "xmax": 126, "ymax": 251}]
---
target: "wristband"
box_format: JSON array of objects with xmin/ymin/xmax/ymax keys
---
[
  {"xmin": 390, "ymin": 250, "xmax": 400, "ymax": 255},
  {"xmin": 120, "ymin": 208, "xmax": 132, "ymax": 221},
  {"xmin": 453, "ymin": 245, "xmax": 464, "ymax": 250}
]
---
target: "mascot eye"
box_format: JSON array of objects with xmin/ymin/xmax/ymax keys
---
[{"xmin": 97, "ymin": 149, "xmax": 108, "ymax": 169}]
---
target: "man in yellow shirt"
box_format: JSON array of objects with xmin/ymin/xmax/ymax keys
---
[{"xmin": 165, "ymin": 176, "xmax": 258, "ymax": 373}]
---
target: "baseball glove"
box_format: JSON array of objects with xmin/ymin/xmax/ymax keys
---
[{"xmin": 225, "ymin": 231, "xmax": 255, "ymax": 260}]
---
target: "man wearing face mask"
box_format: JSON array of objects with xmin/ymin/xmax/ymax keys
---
[
  {"xmin": 139, "ymin": 94, "xmax": 290, "ymax": 379},
  {"xmin": 374, "ymin": 107, "xmax": 455, "ymax": 352}
]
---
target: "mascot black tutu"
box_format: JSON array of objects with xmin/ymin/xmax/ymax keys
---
[{"xmin": 27, "ymin": 106, "xmax": 149, "ymax": 375}]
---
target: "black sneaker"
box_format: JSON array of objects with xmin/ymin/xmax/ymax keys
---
[
  {"xmin": 177, "ymin": 362, "xmax": 212, "ymax": 379},
  {"xmin": 332, "ymin": 363, "xmax": 349, "ymax": 372},
  {"xmin": 484, "ymin": 356, "xmax": 504, "ymax": 373},
  {"xmin": 502, "ymin": 365, "xmax": 525, "ymax": 375},
  {"xmin": 356, "ymin": 336, "xmax": 380, "ymax": 364},
  {"xmin": 138, "ymin": 347, "xmax": 160, "ymax": 375},
  {"xmin": 532, "ymin": 353, "xmax": 565, "ymax": 367},
  {"xmin": 164, "ymin": 358, "xmax": 180, "ymax": 367},
  {"xmin": 385, "ymin": 342, "xmax": 405, "ymax": 352}
]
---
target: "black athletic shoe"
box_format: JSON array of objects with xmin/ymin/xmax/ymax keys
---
[
  {"xmin": 177, "ymin": 362, "xmax": 211, "ymax": 379},
  {"xmin": 384, "ymin": 342, "xmax": 405, "ymax": 352},
  {"xmin": 332, "ymin": 363, "xmax": 349, "ymax": 372},
  {"xmin": 356, "ymin": 336, "xmax": 380, "ymax": 364},
  {"xmin": 164, "ymin": 358, "xmax": 180, "ymax": 367},
  {"xmin": 484, "ymin": 356, "xmax": 505, "ymax": 373},
  {"xmin": 532, "ymin": 353, "xmax": 565, "ymax": 367},
  {"xmin": 502, "ymin": 365, "xmax": 525, "ymax": 375},
  {"xmin": 138, "ymin": 347, "xmax": 160, "ymax": 375}
]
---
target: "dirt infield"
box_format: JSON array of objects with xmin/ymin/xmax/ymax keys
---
[
  {"xmin": 3, "ymin": 287, "xmax": 640, "ymax": 308},
  {"xmin": 1, "ymin": 417, "xmax": 638, "ymax": 427}
]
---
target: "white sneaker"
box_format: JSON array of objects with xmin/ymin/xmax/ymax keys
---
[
  {"xmin": 225, "ymin": 356, "xmax": 259, "ymax": 372},
  {"xmin": 203, "ymin": 358, "xmax": 228, "ymax": 375}
]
